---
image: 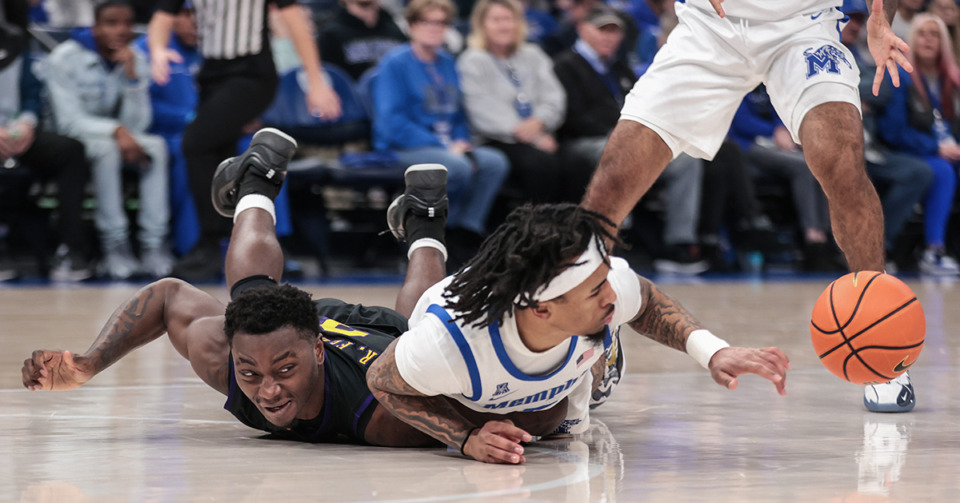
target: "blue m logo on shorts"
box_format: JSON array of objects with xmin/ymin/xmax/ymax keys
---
[{"xmin": 803, "ymin": 45, "xmax": 853, "ymax": 79}]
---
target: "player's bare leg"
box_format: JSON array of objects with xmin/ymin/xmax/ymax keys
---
[
  {"xmin": 581, "ymin": 120, "xmax": 674, "ymax": 233},
  {"xmin": 799, "ymin": 102, "xmax": 885, "ymax": 272},
  {"xmin": 800, "ymin": 103, "xmax": 914, "ymax": 412},
  {"xmin": 388, "ymin": 164, "xmax": 450, "ymax": 318},
  {"xmin": 209, "ymin": 128, "xmax": 298, "ymax": 289}
]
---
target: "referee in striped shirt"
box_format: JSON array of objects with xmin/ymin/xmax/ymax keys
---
[{"xmin": 146, "ymin": 0, "xmax": 342, "ymax": 279}]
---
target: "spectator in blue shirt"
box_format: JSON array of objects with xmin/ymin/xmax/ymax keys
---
[
  {"xmin": 135, "ymin": 2, "xmax": 202, "ymax": 258},
  {"xmin": 876, "ymin": 13, "xmax": 960, "ymax": 275},
  {"xmin": 373, "ymin": 0, "xmax": 509, "ymax": 263},
  {"xmin": 840, "ymin": 0, "xmax": 932, "ymax": 273}
]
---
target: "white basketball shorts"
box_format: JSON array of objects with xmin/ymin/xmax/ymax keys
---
[{"xmin": 620, "ymin": 2, "xmax": 862, "ymax": 160}]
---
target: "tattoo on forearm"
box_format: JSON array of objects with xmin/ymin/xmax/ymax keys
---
[
  {"xmin": 629, "ymin": 278, "xmax": 702, "ymax": 352},
  {"xmin": 86, "ymin": 286, "xmax": 159, "ymax": 372},
  {"xmin": 368, "ymin": 347, "xmax": 473, "ymax": 449}
]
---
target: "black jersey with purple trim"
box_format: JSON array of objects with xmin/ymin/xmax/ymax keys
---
[{"xmin": 223, "ymin": 298, "xmax": 408, "ymax": 443}]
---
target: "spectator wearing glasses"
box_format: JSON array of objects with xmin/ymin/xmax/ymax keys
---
[
  {"xmin": 319, "ymin": 0, "xmax": 408, "ymax": 80},
  {"xmin": 372, "ymin": 0, "xmax": 510, "ymax": 265},
  {"xmin": 458, "ymin": 0, "xmax": 571, "ymax": 206},
  {"xmin": 554, "ymin": 4, "xmax": 707, "ymax": 274}
]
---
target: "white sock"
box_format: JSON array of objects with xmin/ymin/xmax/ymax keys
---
[
  {"xmin": 234, "ymin": 194, "xmax": 276, "ymax": 225},
  {"xmin": 408, "ymin": 238, "xmax": 447, "ymax": 262}
]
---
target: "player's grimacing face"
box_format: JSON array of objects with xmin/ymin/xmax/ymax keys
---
[
  {"xmin": 548, "ymin": 263, "xmax": 616, "ymax": 337},
  {"xmin": 232, "ymin": 327, "xmax": 324, "ymax": 427}
]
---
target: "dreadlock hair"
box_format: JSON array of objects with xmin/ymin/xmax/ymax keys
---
[
  {"xmin": 224, "ymin": 284, "xmax": 319, "ymax": 344},
  {"xmin": 442, "ymin": 203, "xmax": 622, "ymax": 328}
]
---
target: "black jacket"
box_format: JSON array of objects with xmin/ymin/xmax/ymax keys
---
[{"xmin": 553, "ymin": 49, "xmax": 635, "ymax": 140}]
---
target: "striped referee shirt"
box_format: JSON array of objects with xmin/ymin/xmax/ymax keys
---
[{"xmin": 158, "ymin": 0, "xmax": 294, "ymax": 60}]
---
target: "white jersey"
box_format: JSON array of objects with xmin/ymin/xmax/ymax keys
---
[
  {"xmin": 684, "ymin": 0, "xmax": 841, "ymax": 22},
  {"xmin": 395, "ymin": 257, "xmax": 643, "ymax": 434}
]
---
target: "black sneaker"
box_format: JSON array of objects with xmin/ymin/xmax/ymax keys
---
[
  {"xmin": 171, "ymin": 241, "xmax": 222, "ymax": 281},
  {"xmin": 50, "ymin": 245, "xmax": 93, "ymax": 282},
  {"xmin": 386, "ymin": 164, "xmax": 448, "ymax": 242},
  {"xmin": 653, "ymin": 243, "xmax": 709, "ymax": 275},
  {"xmin": 211, "ymin": 128, "xmax": 298, "ymax": 218}
]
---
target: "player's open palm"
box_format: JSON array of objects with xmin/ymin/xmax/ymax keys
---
[
  {"xmin": 462, "ymin": 419, "xmax": 532, "ymax": 464},
  {"xmin": 708, "ymin": 346, "xmax": 790, "ymax": 396},
  {"xmin": 22, "ymin": 350, "xmax": 93, "ymax": 391},
  {"xmin": 867, "ymin": 0, "xmax": 913, "ymax": 96}
]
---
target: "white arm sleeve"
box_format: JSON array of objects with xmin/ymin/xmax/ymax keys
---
[
  {"xmin": 394, "ymin": 313, "xmax": 473, "ymax": 397},
  {"xmin": 608, "ymin": 257, "xmax": 643, "ymax": 328}
]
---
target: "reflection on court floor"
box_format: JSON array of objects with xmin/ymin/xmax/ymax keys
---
[{"xmin": 3, "ymin": 278, "xmax": 959, "ymax": 501}]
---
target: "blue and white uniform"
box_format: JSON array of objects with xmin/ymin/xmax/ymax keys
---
[
  {"xmin": 394, "ymin": 257, "xmax": 643, "ymax": 434},
  {"xmin": 621, "ymin": 0, "xmax": 860, "ymax": 160}
]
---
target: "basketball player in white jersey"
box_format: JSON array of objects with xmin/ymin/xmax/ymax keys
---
[
  {"xmin": 367, "ymin": 203, "xmax": 790, "ymax": 464},
  {"xmin": 579, "ymin": 0, "xmax": 916, "ymax": 412}
]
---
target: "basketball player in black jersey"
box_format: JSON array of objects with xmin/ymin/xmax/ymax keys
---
[{"xmin": 21, "ymin": 128, "xmax": 448, "ymax": 446}]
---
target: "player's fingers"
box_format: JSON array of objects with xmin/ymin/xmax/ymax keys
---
[
  {"xmin": 22, "ymin": 359, "xmax": 41, "ymax": 389},
  {"xmin": 487, "ymin": 420, "xmax": 533, "ymax": 443},
  {"xmin": 725, "ymin": 373, "xmax": 738, "ymax": 390},
  {"xmin": 774, "ymin": 372, "xmax": 787, "ymax": 396},
  {"xmin": 478, "ymin": 438, "xmax": 525, "ymax": 464},
  {"xmin": 757, "ymin": 347, "xmax": 790, "ymax": 374},
  {"xmin": 738, "ymin": 356, "xmax": 784, "ymax": 386},
  {"xmin": 887, "ymin": 59, "xmax": 901, "ymax": 87},
  {"xmin": 872, "ymin": 66, "xmax": 884, "ymax": 96},
  {"xmin": 761, "ymin": 347, "xmax": 791, "ymax": 369},
  {"xmin": 31, "ymin": 350, "xmax": 51, "ymax": 375},
  {"xmin": 892, "ymin": 50, "xmax": 913, "ymax": 72}
]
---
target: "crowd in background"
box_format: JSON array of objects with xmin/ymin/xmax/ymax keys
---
[{"xmin": 3, "ymin": 0, "xmax": 960, "ymax": 282}]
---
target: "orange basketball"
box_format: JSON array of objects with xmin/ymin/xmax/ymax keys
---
[{"xmin": 810, "ymin": 271, "xmax": 925, "ymax": 385}]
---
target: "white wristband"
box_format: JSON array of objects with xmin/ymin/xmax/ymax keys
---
[{"xmin": 686, "ymin": 329, "xmax": 730, "ymax": 370}]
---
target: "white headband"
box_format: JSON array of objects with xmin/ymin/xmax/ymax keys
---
[{"xmin": 528, "ymin": 237, "xmax": 606, "ymax": 303}]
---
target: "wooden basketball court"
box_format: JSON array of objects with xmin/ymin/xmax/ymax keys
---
[{"xmin": 2, "ymin": 276, "xmax": 958, "ymax": 501}]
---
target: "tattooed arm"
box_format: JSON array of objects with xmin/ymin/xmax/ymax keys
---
[
  {"xmin": 22, "ymin": 278, "xmax": 232, "ymax": 395},
  {"xmin": 627, "ymin": 275, "xmax": 704, "ymax": 352},
  {"xmin": 367, "ymin": 339, "xmax": 533, "ymax": 464},
  {"xmin": 628, "ymin": 275, "xmax": 790, "ymax": 395}
]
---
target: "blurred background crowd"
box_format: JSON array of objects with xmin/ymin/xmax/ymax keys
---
[{"xmin": 1, "ymin": 0, "xmax": 959, "ymax": 282}]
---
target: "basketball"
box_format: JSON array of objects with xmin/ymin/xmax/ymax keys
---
[{"xmin": 810, "ymin": 271, "xmax": 925, "ymax": 385}]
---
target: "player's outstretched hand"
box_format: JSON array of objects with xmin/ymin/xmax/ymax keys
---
[
  {"xmin": 708, "ymin": 346, "xmax": 790, "ymax": 396},
  {"xmin": 22, "ymin": 350, "xmax": 94, "ymax": 391},
  {"xmin": 462, "ymin": 419, "xmax": 533, "ymax": 464},
  {"xmin": 867, "ymin": 0, "xmax": 913, "ymax": 96}
]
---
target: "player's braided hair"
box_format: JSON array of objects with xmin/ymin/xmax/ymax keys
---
[
  {"xmin": 442, "ymin": 203, "xmax": 621, "ymax": 328},
  {"xmin": 224, "ymin": 284, "xmax": 319, "ymax": 343}
]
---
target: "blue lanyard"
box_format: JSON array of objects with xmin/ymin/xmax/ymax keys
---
[{"xmin": 499, "ymin": 59, "xmax": 533, "ymax": 119}]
